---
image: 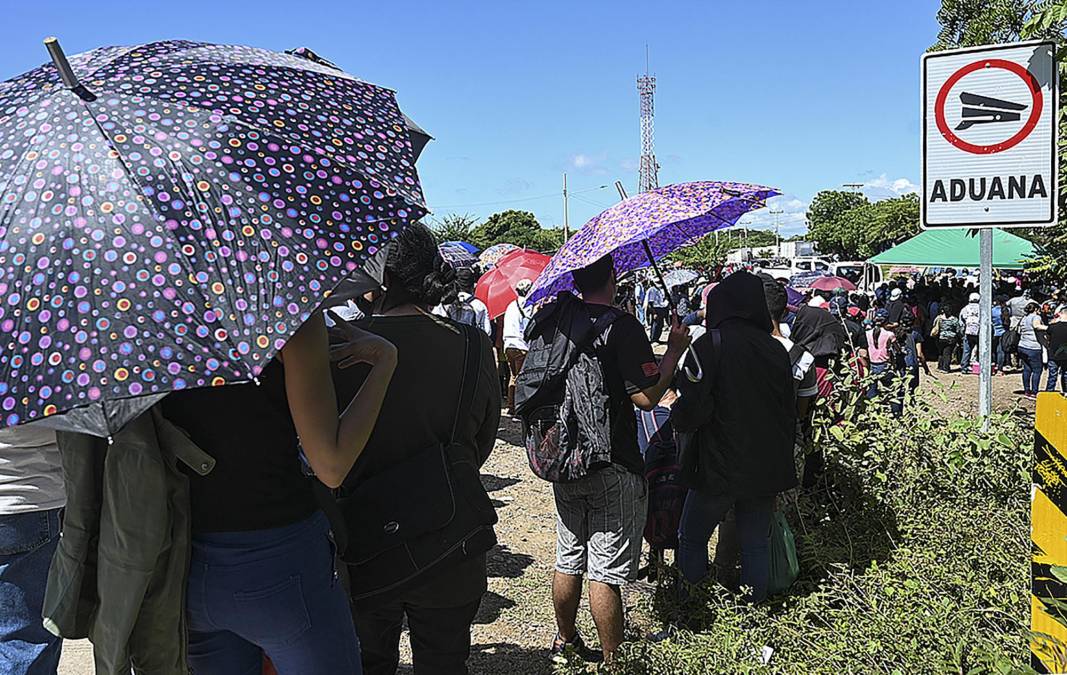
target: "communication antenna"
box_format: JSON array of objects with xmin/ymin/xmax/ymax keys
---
[{"xmin": 637, "ymin": 45, "xmax": 659, "ymax": 193}]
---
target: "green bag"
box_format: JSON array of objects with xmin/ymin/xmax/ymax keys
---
[{"xmin": 768, "ymin": 511, "xmax": 800, "ymax": 595}]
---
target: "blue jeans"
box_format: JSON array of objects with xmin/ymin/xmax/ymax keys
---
[
  {"xmin": 186, "ymin": 511, "xmax": 361, "ymax": 675},
  {"xmin": 677, "ymin": 491, "xmax": 774, "ymax": 602},
  {"xmin": 962, "ymin": 334, "xmax": 979, "ymax": 371},
  {"xmin": 1019, "ymin": 347, "xmax": 1044, "ymax": 395},
  {"xmin": 0, "ymin": 508, "xmax": 63, "ymax": 675},
  {"xmin": 1047, "ymin": 360, "xmax": 1067, "ymax": 392}
]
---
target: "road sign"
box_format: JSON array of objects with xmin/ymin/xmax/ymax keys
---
[
  {"xmin": 1032, "ymin": 394, "xmax": 1067, "ymax": 673},
  {"xmin": 922, "ymin": 41, "xmax": 1058, "ymax": 229}
]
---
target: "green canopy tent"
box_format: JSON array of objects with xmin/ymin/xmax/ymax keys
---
[{"xmin": 867, "ymin": 228, "xmax": 1039, "ymax": 270}]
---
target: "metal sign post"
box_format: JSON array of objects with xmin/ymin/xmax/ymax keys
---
[
  {"xmin": 921, "ymin": 41, "xmax": 1058, "ymax": 424},
  {"xmin": 978, "ymin": 228, "xmax": 993, "ymax": 427}
]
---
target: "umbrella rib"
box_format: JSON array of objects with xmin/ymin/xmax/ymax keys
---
[{"xmin": 81, "ymin": 107, "xmax": 258, "ymax": 381}]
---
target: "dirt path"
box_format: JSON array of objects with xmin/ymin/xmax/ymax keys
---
[{"xmin": 58, "ymin": 368, "xmax": 1047, "ymax": 675}]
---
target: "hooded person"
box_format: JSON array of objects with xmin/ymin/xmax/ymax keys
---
[{"xmin": 671, "ymin": 271, "xmax": 798, "ymax": 603}]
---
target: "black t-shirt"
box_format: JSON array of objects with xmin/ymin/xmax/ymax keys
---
[
  {"xmin": 1049, "ymin": 322, "xmax": 1067, "ymax": 364},
  {"xmin": 587, "ymin": 304, "xmax": 660, "ymax": 475},
  {"xmin": 162, "ymin": 360, "xmax": 318, "ymax": 533}
]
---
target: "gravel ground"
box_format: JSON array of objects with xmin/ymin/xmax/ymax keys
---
[{"xmin": 57, "ymin": 364, "xmax": 1049, "ymax": 674}]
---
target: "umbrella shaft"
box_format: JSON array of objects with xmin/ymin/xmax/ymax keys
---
[{"xmin": 641, "ymin": 240, "xmax": 676, "ymax": 314}]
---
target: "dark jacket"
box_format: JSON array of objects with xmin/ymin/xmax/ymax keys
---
[
  {"xmin": 44, "ymin": 407, "xmax": 214, "ymax": 675},
  {"xmin": 672, "ymin": 271, "xmax": 798, "ymax": 496}
]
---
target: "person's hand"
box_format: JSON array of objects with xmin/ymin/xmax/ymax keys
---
[
  {"xmin": 665, "ymin": 313, "xmax": 691, "ymax": 354},
  {"xmin": 329, "ymin": 319, "xmax": 397, "ymax": 369}
]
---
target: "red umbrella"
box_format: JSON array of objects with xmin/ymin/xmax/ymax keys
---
[
  {"xmin": 476, "ymin": 249, "xmax": 552, "ymax": 319},
  {"xmin": 809, "ymin": 275, "xmax": 857, "ymax": 292}
]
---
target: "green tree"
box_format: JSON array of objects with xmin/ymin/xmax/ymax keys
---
[
  {"xmin": 469, "ymin": 209, "xmax": 563, "ymax": 252},
  {"xmin": 428, "ymin": 213, "xmax": 478, "ymax": 244},
  {"xmin": 837, "ymin": 194, "xmax": 921, "ymax": 259},
  {"xmin": 668, "ymin": 231, "xmax": 733, "ymax": 270},
  {"xmin": 806, "ymin": 190, "xmax": 869, "ymax": 258}
]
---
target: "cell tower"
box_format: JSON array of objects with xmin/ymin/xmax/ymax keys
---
[{"xmin": 637, "ymin": 50, "xmax": 659, "ymax": 193}]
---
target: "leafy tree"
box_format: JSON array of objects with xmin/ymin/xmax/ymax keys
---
[
  {"xmin": 668, "ymin": 231, "xmax": 733, "ymax": 270},
  {"xmin": 934, "ymin": 0, "xmax": 1030, "ymax": 48},
  {"xmin": 837, "ymin": 194, "xmax": 922, "ymax": 259},
  {"xmin": 427, "ymin": 213, "xmax": 478, "ymax": 245},
  {"xmin": 806, "ymin": 190, "xmax": 870, "ymax": 258},
  {"xmin": 469, "ymin": 209, "xmax": 563, "ymax": 252},
  {"xmin": 806, "ymin": 192, "xmax": 919, "ymax": 260},
  {"xmin": 1022, "ymin": 1, "xmax": 1067, "ymax": 277}
]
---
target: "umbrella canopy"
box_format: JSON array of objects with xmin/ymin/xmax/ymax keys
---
[
  {"xmin": 285, "ymin": 47, "xmax": 433, "ymax": 163},
  {"xmin": 868, "ymin": 228, "xmax": 1039, "ymax": 270},
  {"xmin": 475, "ymin": 249, "xmax": 551, "ymax": 319},
  {"xmin": 479, "ymin": 242, "xmax": 519, "ymax": 269},
  {"xmin": 442, "ymin": 240, "xmax": 479, "ymax": 254},
  {"xmin": 0, "ymin": 40, "xmax": 424, "ymax": 434},
  {"xmin": 663, "ymin": 268, "xmax": 699, "ymax": 288},
  {"xmin": 438, "ymin": 242, "xmax": 479, "ymax": 268},
  {"xmin": 809, "ymin": 276, "xmax": 857, "ymax": 292},
  {"xmin": 528, "ymin": 181, "xmax": 779, "ymax": 305}
]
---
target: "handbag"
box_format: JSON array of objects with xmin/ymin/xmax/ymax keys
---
[
  {"xmin": 768, "ymin": 510, "xmax": 800, "ymax": 595},
  {"xmin": 338, "ymin": 324, "xmax": 497, "ymax": 608}
]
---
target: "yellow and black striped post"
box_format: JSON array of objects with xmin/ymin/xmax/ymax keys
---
[{"xmin": 1033, "ymin": 393, "xmax": 1067, "ymax": 672}]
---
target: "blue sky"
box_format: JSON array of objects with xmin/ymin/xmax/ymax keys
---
[{"xmin": 1, "ymin": 0, "xmax": 941, "ymax": 236}]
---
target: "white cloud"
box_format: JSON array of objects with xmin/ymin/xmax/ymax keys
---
[
  {"xmin": 737, "ymin": 194, "xmax": 809, "ymax": 237},
  {"xmin": 571, "ymin": 153, "xmax": 593, "ymax": 168},
  {"xmin": 861, "ymin": 174, "xmax": 918, "ymax": 201}
]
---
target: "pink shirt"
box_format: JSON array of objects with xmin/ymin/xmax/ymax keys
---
[{"xmin": 866, "ymin": 329, "xmax": 894, "ymax": 364}]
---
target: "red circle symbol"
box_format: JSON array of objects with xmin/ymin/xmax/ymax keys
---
[{"xmin": 934, "ymin": 58, "xmax": 1043, "ymax": 155}]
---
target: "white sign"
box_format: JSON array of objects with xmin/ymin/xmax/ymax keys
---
[{"xmin": 922, "ymin": 41, "xmax": 1058, "ymax": 229}]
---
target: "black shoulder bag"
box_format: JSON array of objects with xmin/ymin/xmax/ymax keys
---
[{"xmin": 338, "ymin": 324, "xmax": 497, "ymax": 608}]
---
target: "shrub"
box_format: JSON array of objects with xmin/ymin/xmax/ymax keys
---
[{"xmin": 559, "ymin": 371, "xmax": 1035, "ymax": 674}]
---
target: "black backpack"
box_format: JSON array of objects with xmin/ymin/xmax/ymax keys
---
[{"xmin": 515, "ymin": 293, "xmax": 623, "ymax": 483}]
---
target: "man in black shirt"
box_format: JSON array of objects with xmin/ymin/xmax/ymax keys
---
[{"xmin": 550, "ymin": 255, "xmax": 689, "ymax": 663}]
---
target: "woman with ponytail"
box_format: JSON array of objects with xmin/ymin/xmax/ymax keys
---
[{"xmin": 331, "ymin": 223, "xmax": 502, "ymax": 675}]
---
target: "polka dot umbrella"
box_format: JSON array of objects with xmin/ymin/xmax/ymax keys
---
[{"xmin": 0, "ymin": 39, "xmax": 426, "ymax": 435}]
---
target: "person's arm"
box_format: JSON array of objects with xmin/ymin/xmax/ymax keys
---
[
  {"xmin": 283, "ymin": 312, "xmax": 397, "ymax": 488},
  {"xmin": 916, "ymin": 336, "xmax": 931, "ymax": 374},
  {"xmin": 474, "ymin": 335, "xmax": 503, "ymax": 467},
  {"xmin": 631, "ymin": 315, "xmax": 691, "ymax": 411}
]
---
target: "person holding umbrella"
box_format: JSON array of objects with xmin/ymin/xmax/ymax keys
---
[{"xmin": 0, "ymin": 38, "xmax": 426, "ymax": 674}]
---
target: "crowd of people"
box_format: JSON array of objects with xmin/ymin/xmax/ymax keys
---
[{"xmin": 3, "ymin": 230, "xmax": 1067, "ymax": 675}]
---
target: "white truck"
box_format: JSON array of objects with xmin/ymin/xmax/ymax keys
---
[{"xmin": 760, "ymin": 257, "xmax": 832, "ymax": 281}]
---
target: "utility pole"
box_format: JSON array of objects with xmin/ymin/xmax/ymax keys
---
[
  {"xmin": 769, "ymin": 208, "xmax": 784, "ymax": 255},
  {"xmin": 562, "ymin": 173, "xmax": 569, "ymax": 241}
]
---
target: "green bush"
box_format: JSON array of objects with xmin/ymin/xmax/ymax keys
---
[{"xmin": 560, "ymin": 372, "xmax": 1036, "ymax": 674}]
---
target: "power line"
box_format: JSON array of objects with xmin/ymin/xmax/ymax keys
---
[{"xmin": 428, "ymin": 184, "xmax": 609, "ymax": 210}]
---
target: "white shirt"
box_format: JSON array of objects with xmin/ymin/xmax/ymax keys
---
[
  {"xmin": 502, "ymin": 299, "xmax": 530, "ymax": 351},
  {"xmin": 773, "ymin": 335, "xmax": 818, "ymax": 398},
  {"xmin": 646, "ymin": 286, "xmax": 667, "ymax": 309},
  {"xmin": 0, "ymin": 424, "xmax": 66, "ymax": 514}
]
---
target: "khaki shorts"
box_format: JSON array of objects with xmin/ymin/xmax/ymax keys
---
[{"xmin": 552, "ymin": 464, "xmax": 648, "ymax": 586}]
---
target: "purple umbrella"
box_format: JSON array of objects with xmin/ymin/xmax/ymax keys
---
[{"xmin": 528, "ymin": 181, "xmax": 780, "ymax": 305}]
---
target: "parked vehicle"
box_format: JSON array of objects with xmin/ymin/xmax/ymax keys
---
[
  {"xmin": 761, "ymin": 256, "xmax": 832, "ymax": 281},
  {"xmin": 830, "ymin": 261, "xmax": 883, "ymax": 294}
]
